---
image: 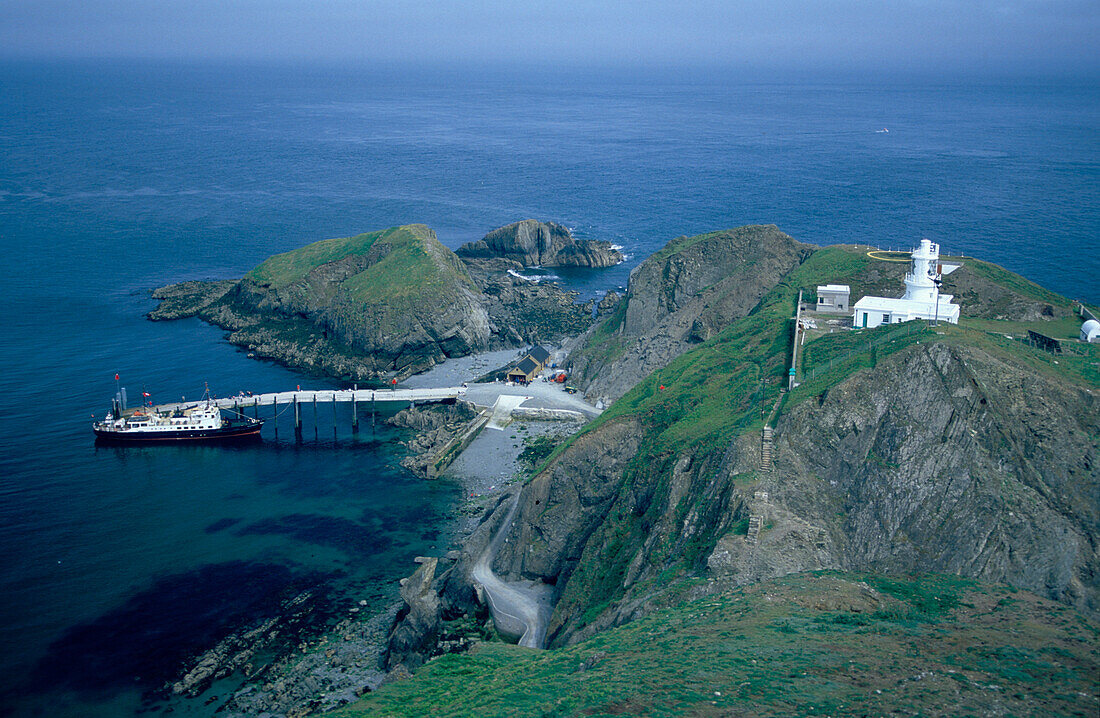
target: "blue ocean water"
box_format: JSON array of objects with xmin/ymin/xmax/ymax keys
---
[{"xmin": 0, "ymin": 60, "xmax": 1096, "ymax": 716}]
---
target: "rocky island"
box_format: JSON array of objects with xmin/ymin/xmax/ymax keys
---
[
  {"xmin": 456, "ymin": 219, "xmax": 624, "ymax": 268},
  {"xmin": 150, "ymin": 221, "xmax": 618, "ymax": 380},
  {"xmin": 152, "ymin": 223, "xmax": 1098, "ymax": 717}
]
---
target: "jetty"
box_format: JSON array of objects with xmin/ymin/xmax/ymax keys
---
[{"xmin": 152, "ymin": 386, "xmax": 466, "ymax": 434}]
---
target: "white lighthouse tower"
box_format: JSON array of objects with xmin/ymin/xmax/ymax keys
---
[
  {"xmin": 902, "ymin": 238, "xmax": 940, "ymax": 303},
  {"xmin": 852, "ymin": 238, "xmax": 961, "ymax": 329}
]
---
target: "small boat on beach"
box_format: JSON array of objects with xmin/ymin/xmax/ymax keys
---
[{"xmin": 93, "ymin": 392, "xmax": 263, "ymax": 443}]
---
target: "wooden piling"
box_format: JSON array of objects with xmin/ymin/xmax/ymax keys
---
[
  {"xmin": 293, "ymin": 395, "xmax": 301, "ymax": 434},
  {"xmin": 352, "ymin": 392, "xmax": 359, "ymax": 432}
]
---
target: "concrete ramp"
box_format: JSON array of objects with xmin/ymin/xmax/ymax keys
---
[{"xmin": 485, "ymin": 394, "xmax": 530, "ymax": 430}]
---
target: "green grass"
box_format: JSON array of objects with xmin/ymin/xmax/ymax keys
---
[
  {"xmin": 247, "ymin": 229, "xmax": 387, "ymax": 288},
  {"xmin": 585, "ymin": 245, "xmax": 873, "ymax": 453},
  {"xmin": 246, "ymin": 224, "xmax": 477, "ymax": 308},
  {"xmin": 566, "ymin": 299, "xmax": 629, "ymax": 374},
  {"xmin": 334, "ymin": 572, "xmax": 1100, "ymax": 717},
  {"xmin": 959, "ymin": 315, "xmax": 1083, "ymax": 339},
  {"xmin": 962, "ymin": 257, "xmax": 1072, "ymax": 308}
]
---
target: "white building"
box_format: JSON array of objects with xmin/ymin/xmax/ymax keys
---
[
  {"xmin": 815, "ymin": 284, "xmax": 850, "ymax": 313},
  {"xmin": 1081, "ymin": 319, "xmax": 1100, "ymax": 343},
  {"xmin": 853, "ymin": 239, "xmax": 961, "ymax": 329}
]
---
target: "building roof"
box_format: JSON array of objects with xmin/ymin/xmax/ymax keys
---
[
  {"xmin": 817, "ymin": 284, "xmax": 850, "ymax": 293},
  {"xmin": 528, "ymin": 345, "xmax": 551, "ymax": 364},
  {"xmin": 853, "ymin": 294, "xmax": 960, "ymax": 317},
  {"xmin": 511, "ymin": 356, "xmax": 539, "ymax": 375},
  {"xmin": 853, "ymin": 296, "xmax": 920, "ymax": 312}
]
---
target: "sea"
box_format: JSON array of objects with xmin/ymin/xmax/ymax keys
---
[{"xmin": 0, "ymin": 60, "xmax": 1096, "ymax": 717}]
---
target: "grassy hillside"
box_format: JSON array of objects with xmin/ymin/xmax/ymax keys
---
[
  {"xmin": 337, "ymin": 572, "xmax": 1099, "ymax": 717},
  {"xmin": 527, "ymin": 243, "xmax": 1096, "ymax": 644},
  {"xmin": 247, "ymin": 229, "xmax": 386, "ymax": 288},
  {"xmin": 246, "ymin": 224, "xmax": 478, "ymax": 309},
  {"xmin": 341, "ymin": 240, "xmax": 1097, "ymax": 716},
  {"xmin": 583, "ymin": 244, "xmax": 1092, "ymax": 454}
]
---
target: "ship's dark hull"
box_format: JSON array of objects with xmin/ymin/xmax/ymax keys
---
[{"xmin": 94, "ymin": 421, "xmax": 264, "ymax": 444}]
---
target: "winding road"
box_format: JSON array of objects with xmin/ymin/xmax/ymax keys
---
[{"xmin": 471, "ymin": 492, "xmax": 555, "ymax": 649}]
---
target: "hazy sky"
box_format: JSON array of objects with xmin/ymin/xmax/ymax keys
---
[{"xmin": 1, "ymin": 0, "xmax": 1096, "ymax": 75}]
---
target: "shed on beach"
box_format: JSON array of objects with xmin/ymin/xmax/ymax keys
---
[
  {"xmin": 528, "ymin": 345, "xmax": 551, "ymax": 368},
  {"xmin": 507, "ymin": 356, "xmax": 541, "ymax": 384}
]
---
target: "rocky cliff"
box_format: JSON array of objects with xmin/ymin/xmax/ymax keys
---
[
  {"xmin": 566, "ymin": 225, "xmax": 815, "ymax": 405},
  {"xmin": 456, "ymin": 219, "xmax": 624, "ymax": 268},
  {"xmin": 150, "ymin": 224, "xmax": 598, "ymax": 380},
  {"xmin": 385, "ymin": 235, "xmax": 1098, "ymax": 664}
]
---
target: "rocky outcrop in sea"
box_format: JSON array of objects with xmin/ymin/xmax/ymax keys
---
[{"xmin": 457, "ymin": 219, "xmax": 624, "ymax": 268}]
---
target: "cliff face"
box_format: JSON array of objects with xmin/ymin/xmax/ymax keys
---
[
  {"xmin": 708, "ymin": 341, "xmax": 1099, "ymax": 609},
  {"xmin": 567, "ymin": 225, "xmax": 815, "ymax": 405},
  {"xmin": 426, "ymin": 337, "xmax": 1097, "ymax": 653},
  {"xmin": 456, "ymin": 220, "xmax": 624, "ymax": 268},
  {"xmin": 753, "ymin": 342, "xmax": 1099, "ymax": 609}
]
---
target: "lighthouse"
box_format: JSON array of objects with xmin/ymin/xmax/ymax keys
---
[
  {"xmin": 852, "ymin": 239, "xmax": 961, "ymax": 329},
  {"xmin": 903, "ymin": 238, "xmax": 941, "ymax": 303}
]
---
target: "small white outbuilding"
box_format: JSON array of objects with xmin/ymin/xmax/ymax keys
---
[
  {"xmin": 815, "ymin": 284, "xmax": 850, "ymax": 313},
  {"xmin": 1081, "ymin": 319, "xmax": 1100, "ymax": 343}
]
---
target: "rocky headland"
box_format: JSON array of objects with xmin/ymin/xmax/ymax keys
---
[
  {"xmin": 361, "ymin": 226, "xmax": 1097, "ymax": 715},
  {"xmin": 149, "ymin": 223, "xmax": 606, "ymax": 380}
]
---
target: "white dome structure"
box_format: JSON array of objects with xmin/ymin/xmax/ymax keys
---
[{"xmin": 1081, "ymin": 319, "xmax": 1100, "ymax": 343}]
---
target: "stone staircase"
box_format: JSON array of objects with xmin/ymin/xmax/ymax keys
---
[
  {"xmin": 746, "ymin": 490, "xmax": 769, "ymax": 546},
  {"xmin": 760, "ymin": 425, "xmax": 774, "ymax": 472},
  {"xmin": 746, "ymin": 515, "xmax": 764, "ymax": 545}
]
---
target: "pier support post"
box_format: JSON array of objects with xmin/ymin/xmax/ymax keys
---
[
  {"xmin": 313, "ymin": 394, "xmax": 318, "ymax": 438},
  {"xmin": 371, "ymin": 392, "xmax": 376, "ymax": 427},
  {"xmin": 293, "ymin": 396, "xmax": 301, "ymax": 436},
  {"xmin": 352, "ymin": 393, "xmax": 359, "ymax": 433},
  {"xmin": 273, "ymin": 399, "xmax": 278, "ymax": 438},
  {"xmin": 254, "ymin": 397, "xmax": 259, "ymax": 419}
]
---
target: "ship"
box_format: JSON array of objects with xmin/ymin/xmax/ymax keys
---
[{"xmin": 93, "ymin": 393, "xmax": 264, "ymax": 443}]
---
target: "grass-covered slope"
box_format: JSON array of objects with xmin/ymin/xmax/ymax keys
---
[
  {"xmin": 245, "ymin": 224, "xmax": 481, "ymax": 321},
  {"xmin": 210, "ymin": 224, "xmax": 493, "ymax": 378},
  {"xmin": 566, "ymin": 225, "xmax": 815, "ymax": 404},
  {"xmin": 340, "ymin": 572, "xmax": 1099, "ymax": 717},
  {"xmin": 363, "ymin": 234, "xmax": 1097, "ymax": 716},
  {"xmin": 490, "ymin": 243, "xmax": 1098, "ymax": 648},
  {"xmin": 247, "ymin": 229, "xmax": 388, "ymax": 288}
]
